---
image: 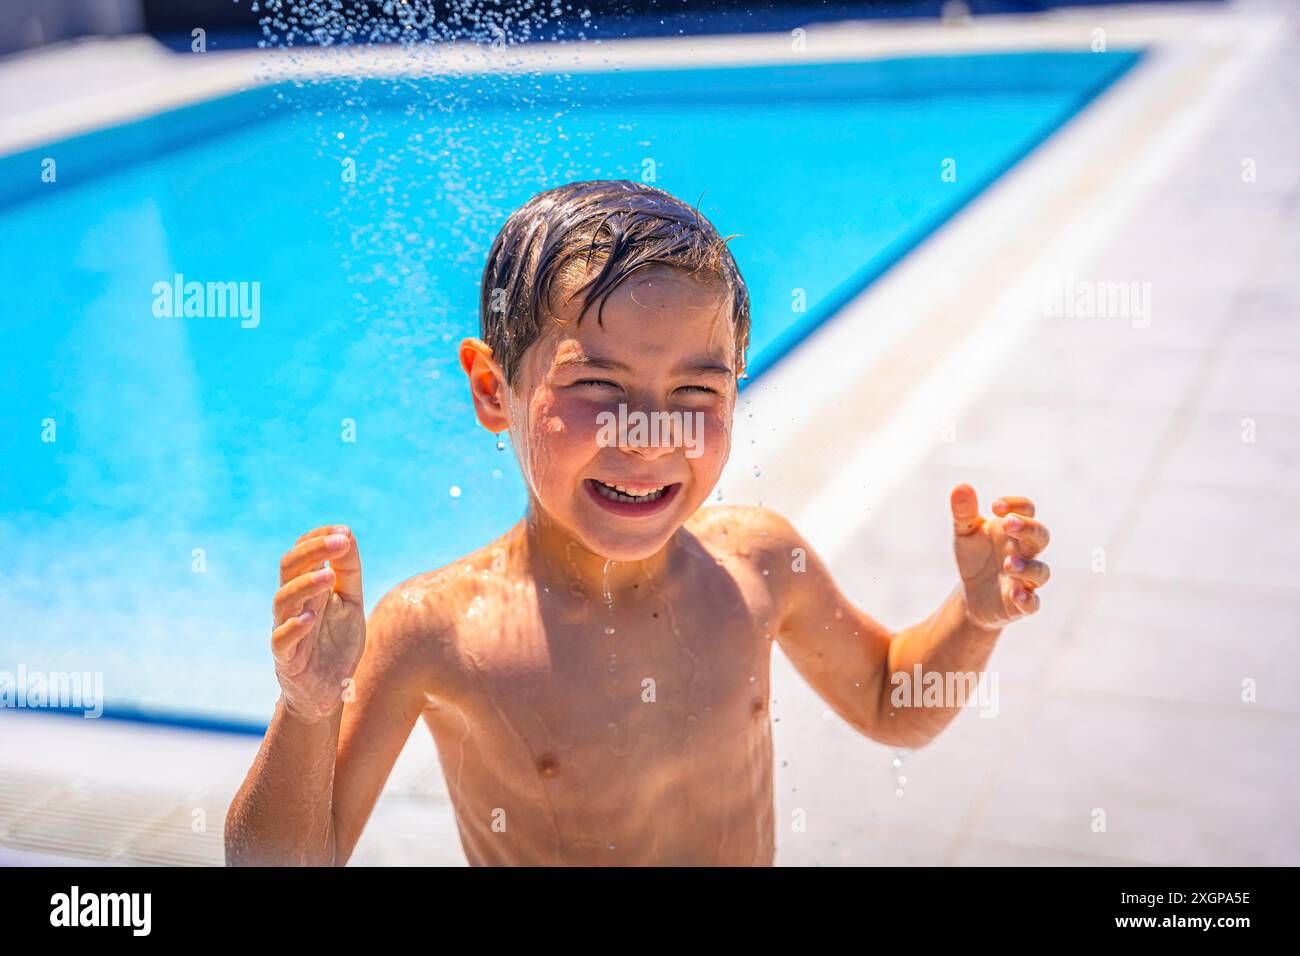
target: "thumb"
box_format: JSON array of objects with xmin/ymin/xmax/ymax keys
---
[
  {"xmin": 328, "ymin": 531, "xmax": 364, "ymax": 604},
  {"xmin": 950, "ymin": 484, "xmax": 983, "ymax": 536}
]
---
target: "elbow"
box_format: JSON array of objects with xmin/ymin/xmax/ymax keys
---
[
  {"xmin": 223, "ymin": 798, "xmax": 249, "ymax": 867},
  {"xmin": 866, "ymin": 721, "xmax": 942, "ymax": 750},
  {"xmin": 867, "ymin": 690, "xmax": 947, "ymax": 749},
  {"xmin": 222, "ymin": 807, "xmax": 338, "ymax": 867}
]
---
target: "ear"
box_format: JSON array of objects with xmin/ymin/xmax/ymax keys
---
[{"xmin": 459, "ymin": 338, "xmax": 511, "ymax": 433}]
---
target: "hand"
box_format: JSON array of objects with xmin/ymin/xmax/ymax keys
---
[
  {"xmin": 270, "ymin": 525, "xmax": 366, "ymax": 722},
  {"xmin": 949, "ymin": 484, "xmax": 1050, "ymax": 631}
]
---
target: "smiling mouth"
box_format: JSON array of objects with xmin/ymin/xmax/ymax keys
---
[{"xmin": 585, "ymin": 478, "xmax": 681, "ymax": 515}]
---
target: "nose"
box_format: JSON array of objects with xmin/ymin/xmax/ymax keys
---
[{"xmin": 624, "ymin": 439, "xmax": 675, "ymax": 462}]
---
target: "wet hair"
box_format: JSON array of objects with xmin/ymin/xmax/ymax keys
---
[{"xmin": 479, "ymin": 179, "xmax": 750, "ymax": 388}]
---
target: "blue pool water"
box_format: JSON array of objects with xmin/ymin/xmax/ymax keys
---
[{"xmin": 0, "ymin": 50, "xmax": 1138, "ymax": 728}]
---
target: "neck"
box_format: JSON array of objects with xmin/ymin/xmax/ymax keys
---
[{"xmin": 518, "ymin": 499, "xmax": 675, "ymax": 602}]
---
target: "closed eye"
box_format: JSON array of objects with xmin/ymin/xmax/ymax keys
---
[
  {"xmin": 573, "ymin": 379, "xmax": 620, "ymax": 389},
  {"xmin": 676, "ymin": 385, "xmax": 718, "ymax": 395}
]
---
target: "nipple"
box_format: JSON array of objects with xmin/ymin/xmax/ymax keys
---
[{"xmin": 536, "ymin": 754, "xmax": 560, "ymax": 779}]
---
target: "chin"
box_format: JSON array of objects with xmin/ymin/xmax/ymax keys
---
[{"xmin": 581, "ymin": 528, "xmax": 677, "ymax": 562}]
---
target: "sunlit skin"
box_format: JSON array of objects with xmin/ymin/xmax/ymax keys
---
[{"xmin": 225, "ymin": 265, "xmax": 1052, "ymax": 867}]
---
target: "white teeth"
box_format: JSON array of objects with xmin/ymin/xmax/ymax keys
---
[{"xmin": 594, "ymin": 480, "xmax": 668, "ymax": 504}]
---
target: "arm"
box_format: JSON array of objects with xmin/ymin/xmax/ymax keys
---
[
  {"xmin": 329, "ymin": 591, "xmax": 440, "ymax": 865},
  {"xmin": 225, "ymin": 597, "xmax": 434, "ymax": 866},
  {"xmin": 224, "ymin": 527, "xmax": 435, "ymax": 866},
  {"xmin": 761, "ymin": 485, "xmax": 1051, "ymax": 749},
  {"xmin": 223, "ymin": 694, "xmax": 345, "ymax": 867}
]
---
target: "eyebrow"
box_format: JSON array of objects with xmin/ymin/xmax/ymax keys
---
[{"xmin": 554, "ymin": 355, "xmax": 734, "ymax": 377}]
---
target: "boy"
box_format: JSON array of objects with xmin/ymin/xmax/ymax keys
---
[{"xmin": 225, "ymin": 180, "xmax": 1051, "ymax": 866}]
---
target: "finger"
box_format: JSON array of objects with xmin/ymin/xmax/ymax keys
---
[
  {"xmin": 950, "ymin": 484, "xmax": 982, "ymax": 536},
  {"xmin": 280, "ymin": 532, "xmax": 353, "ymax": 585},
  {"xmin": 296, "ymin": 523, "xmax": 352, "ymax": 545},
  {"xmin": 273, "ymin": 567, "xmax": 336, "ymax": 626},
  {"xmin": 327, "ymin": 532, "xmax": 363, "ymax": 604},
  {"xmin": 1002, "ymin": 555, "xmax": 1051, "ymax": 587},
  {"xmin": 1009, "ymin": 585, "xmax": 1040, "ymax": 615},
  {"xmin": 271, "ymin": 609, "xmax": 317, "ymax": 665},
  {"xmin": 1001, "ymin": 514, "xmax": 1050, "ymax": 557},
  {"xmin": 991, "ymin": 496, "xmax": 1035, "ymax": 519}
]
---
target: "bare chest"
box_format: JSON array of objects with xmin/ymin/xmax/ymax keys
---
[{"xmin": 426, "ymin": 570, "xmax": 778, "ymax": 793}]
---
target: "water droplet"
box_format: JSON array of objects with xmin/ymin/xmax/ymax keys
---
[
  {"xmin": 496, "ymin": 439, "xmax": 505, "ymax": 451},
  {"xmin": 604, "ymin": 625, "xmax": 616, "ymax": 635},
  {"xmin": 449, "ymin": 485, "xmax": 462, "ymax": 498}
]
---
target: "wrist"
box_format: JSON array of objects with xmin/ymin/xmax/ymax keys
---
[
  {"xmin": 279, "ymin": 693, "xmax": 342, "ymax": 727},
  {"xmin": 956, "ymin": 586, "xmax": 1004, "ymax": 636}
]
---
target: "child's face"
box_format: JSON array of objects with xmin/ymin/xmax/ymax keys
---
[{"xmin": 509, "ymin": 265, "xmax": 738, "ymax": 561}]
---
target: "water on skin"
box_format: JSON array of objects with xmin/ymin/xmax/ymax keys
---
[
  {"xmin": 458, "ymin": 560, "xmax": 570, "ymax": 863},
  {"xmin": 599, "ymin": 558, "xmax": 634, "ymax": 762}
]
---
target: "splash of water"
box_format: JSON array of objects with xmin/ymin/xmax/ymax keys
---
[
  {"xmin": 891, "ymin": 748, "xmax": 910, "ymax": 798},
  {"xmin": 250, "ymin": 0, "xmax": 603, "ymax": 463}
]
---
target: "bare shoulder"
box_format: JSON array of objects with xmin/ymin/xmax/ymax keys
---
[
  {"xmin": 686, "ymin": 504, "xmax": 807, "ymax": 558},
  {"xmin": 365, "ymin": 546, "xmax": 493, "ymax": 693},
  {"xmin": 685, "ymin": 505, "xmax": 824, "ymax": 622}
]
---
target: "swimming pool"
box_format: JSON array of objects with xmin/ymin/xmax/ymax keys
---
[{"xmin": 0, "ymin": 49, "xmax": 1139, "ymax": 729}]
